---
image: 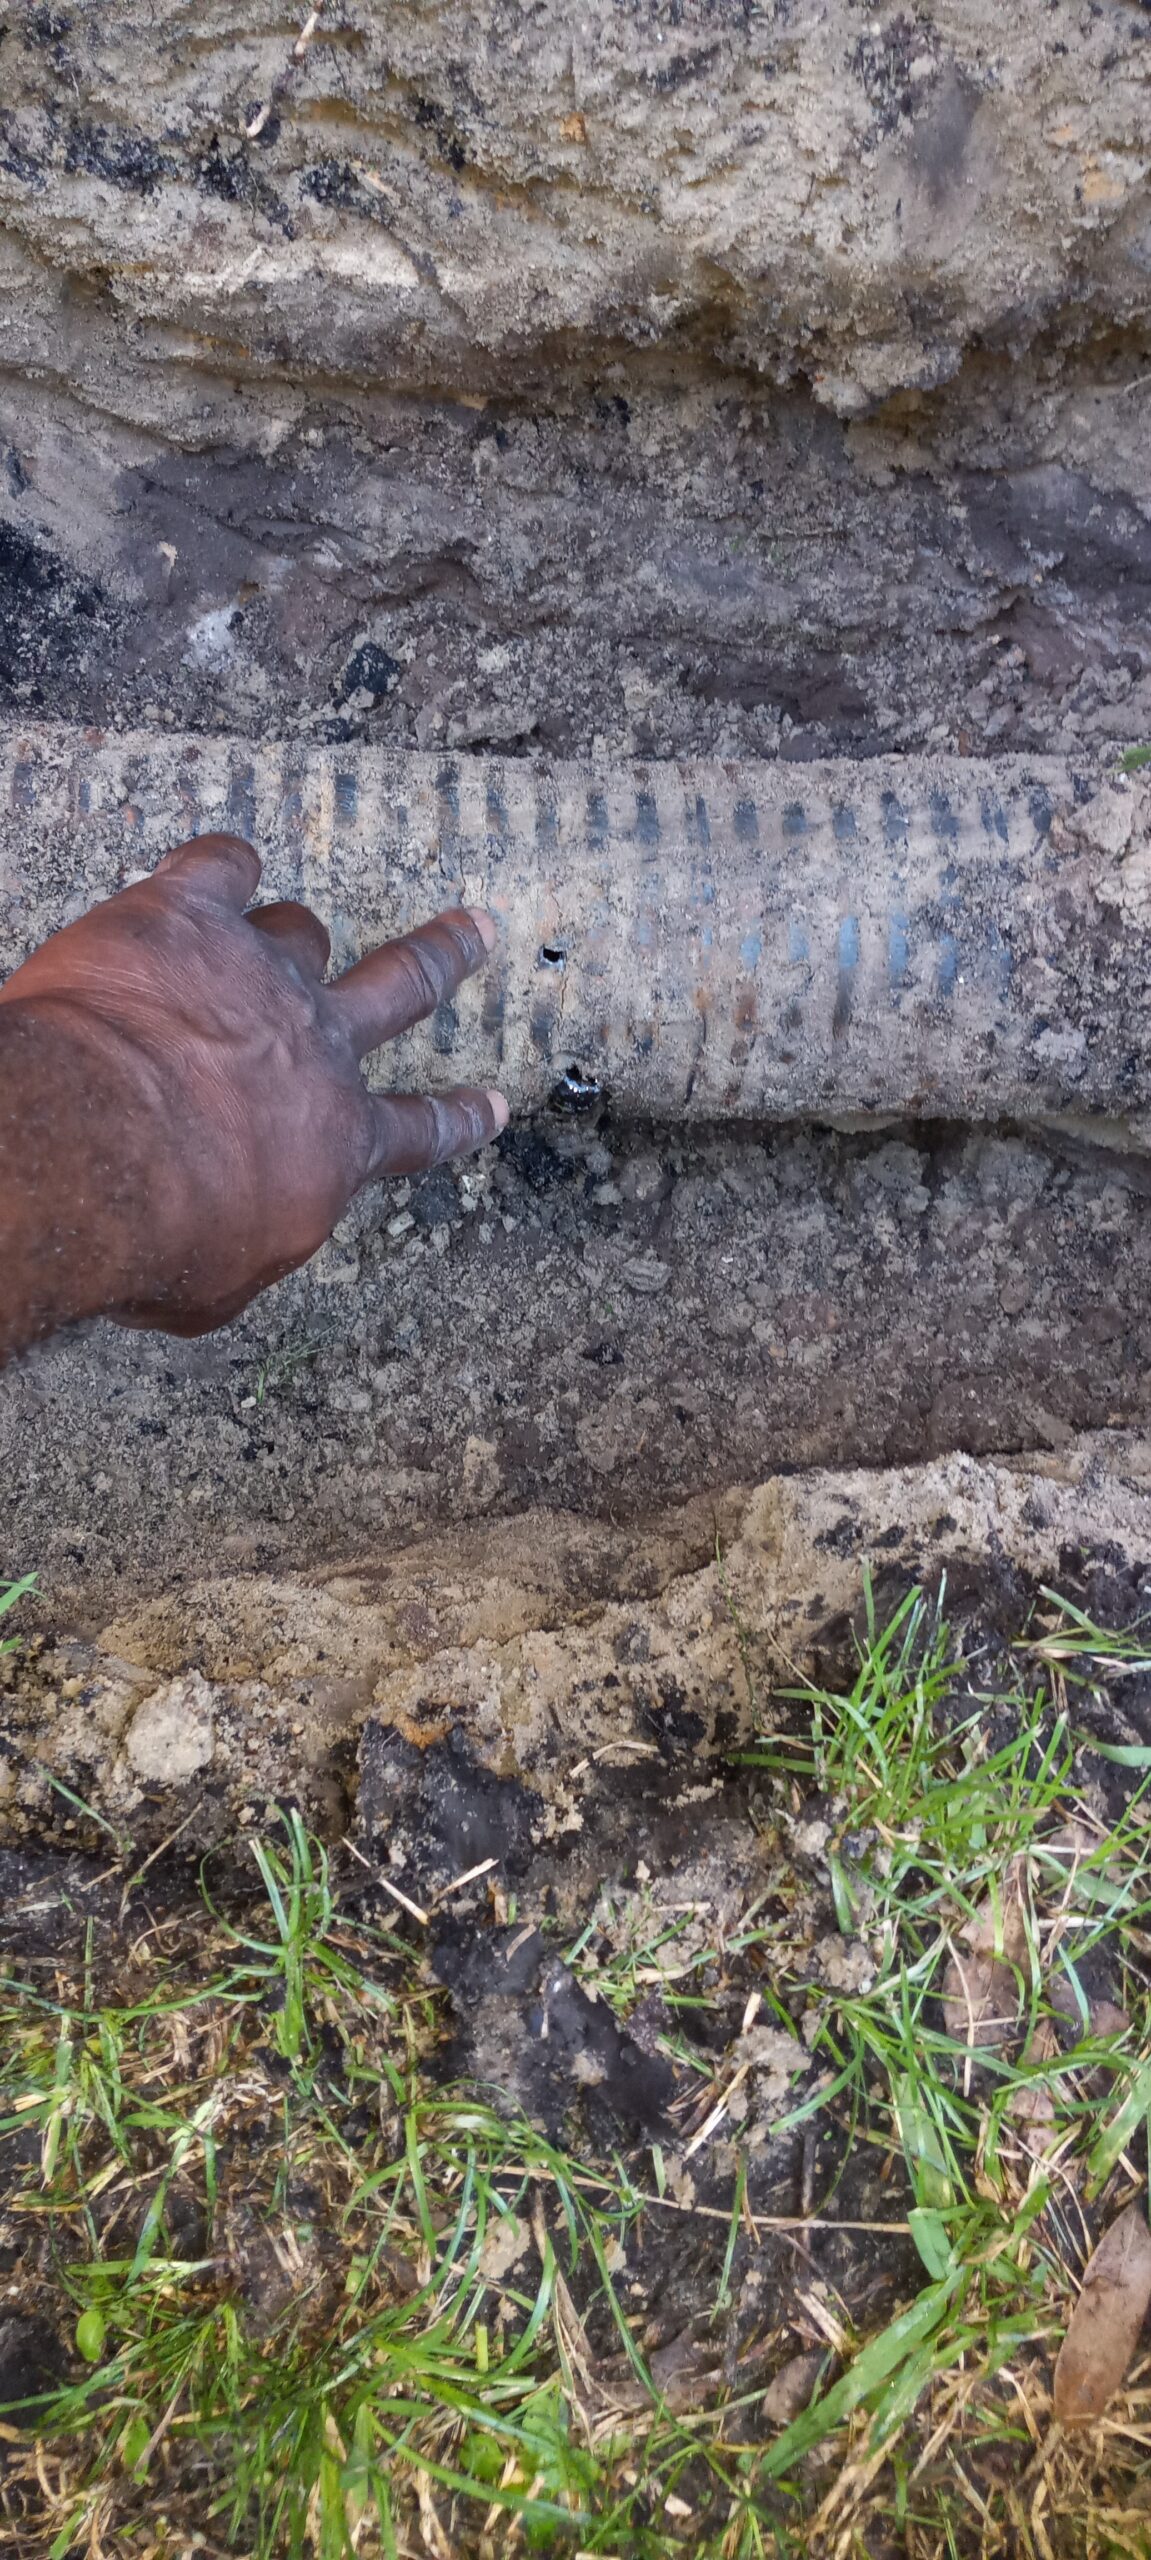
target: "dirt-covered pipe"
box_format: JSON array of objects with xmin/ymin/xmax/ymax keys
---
[{"xmin": 0, "ymin": 725, "xmax": 1143, "ymax": 1122}]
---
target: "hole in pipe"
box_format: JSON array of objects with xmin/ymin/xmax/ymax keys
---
[{"xmin": 550, "ymin": 1063, "xmax": 603, "ymax": 1113}]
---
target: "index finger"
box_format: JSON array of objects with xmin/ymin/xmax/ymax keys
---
[
  {"xmin": 152, "ymin": 833, "xmax": 263, "ymax": 909},
  {"xmin": 328, "ymin": 907, "xmax": 496, "ymax": 1059}
]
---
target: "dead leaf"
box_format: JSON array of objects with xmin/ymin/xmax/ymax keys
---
[
  {"xmin": 1009, "ymin": 2019, "xmax": 1061, "ymax": 2156},
  {"xmin": 942, "ymin": 1859, "xmax": 1029, "ymax": 2051},
  {"xmin": 601, "ymin": 2329, "xmax": 725, "ymax": 2417},
  {"xmin": 1054, "ymin": 2205, "xmax": 1151, "ymax": 2426},
  {"xmin": 477, "ymin": 2212, "xmax": 530, "ymax": 2285},
  {"xmin": 1089, "ymin": 1999, "xmax": 1132, "ymax": 2042},
  {"xmin": 942, "ymin": 1948, "xmax": 1021, "ymax": 2051},
  {"xmin": 763, "ymin": 2349, "xmax": 825, "ymax": 2428},
  {"xmin": 647, "ymin": 2333, "xmax": 724, "ymax": 2414},
  {"xmin": 417, "ymin": 2470, "xmax": 452, "ymax": 2560}
]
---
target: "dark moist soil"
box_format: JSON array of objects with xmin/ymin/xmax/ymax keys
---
[
  {"xmin": 3, "ymin": 351, "xmax": 1151, "ymax": 769},
  {"xmin": 4, "ymin": 1109, "xmax": 1151, "ymax": 1617}
]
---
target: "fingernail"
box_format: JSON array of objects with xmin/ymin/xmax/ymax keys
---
[
  {"xmin": 466, "ymin": 905, "xmax": 498, "ymax": 953},
  {"xmin": 486, "ymin": 1089, "xmax": 510, "ymax": 1133}
]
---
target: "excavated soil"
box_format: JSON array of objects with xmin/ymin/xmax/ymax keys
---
[
  {"xmin": 3, "ymin": 1109, "xmax": 1151, "ymax": 1618},
  {"xmin": 5, "ymin": 361, "xmax": 1151, "ymax": 773}
]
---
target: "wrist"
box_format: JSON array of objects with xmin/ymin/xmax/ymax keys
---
[{"xmin": 0, "ymin": 999, "xmax": 169, "ymax": 1359}]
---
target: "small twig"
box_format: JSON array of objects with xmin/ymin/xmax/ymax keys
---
[
  {"xmin": 798, "ymin": 2117, "xmax": 818, "ymax": 2254},
  {"xmin": 140, "ymin": 2380, "xmax": 186, "ymax": 2470},
  {"xmin": 118, "ymin": 1805, "xmax": 201, "ymax": 1919},
  {"xmin": 293, "ymin": 4, "xmax": 324, "ymax": 60},
  {"xmin": 341, "ymin": 1836, "xmax": 429, "ymax": 1926},
  {"xmin": 245, "ymin": 0, "xmax": 327, "ymax": 138},
  {"xmin": 524, "ymin": 2158, "xmax": 909, "ymax": 2234},
  {"xmin": 431, "ymin": 1857, "xmax": 498, "ymax": 1905},
  {"xmin": 682, "ymin": 2060, "xmax": 752, "ymax": 2160},
  {"xmin": 369, "ymin": 1873, "xmax": 429, "ymax": 1927},
  {"xmin": 637, "ymin": 2188, "xmax": 911, "ymax": 2238}
]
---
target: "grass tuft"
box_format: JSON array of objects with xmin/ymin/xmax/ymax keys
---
[{"xmin": 0, "ymin": 1568, "xmax": 35, "ymax": 1655}]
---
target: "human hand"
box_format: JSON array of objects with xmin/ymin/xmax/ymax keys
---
[{"xmin": 0, "ymin": 833, "xmax": 507, "ymax": 1338}]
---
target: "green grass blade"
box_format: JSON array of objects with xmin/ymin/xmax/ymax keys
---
[{"xmin": 761, "ymin": 2274, "xmax": 963, "ymax": 2479}]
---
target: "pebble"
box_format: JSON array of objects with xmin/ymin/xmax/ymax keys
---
[
  {"xmin": 125, "ymin": 1672, "xmax": 217, "ymax": 1782},
  {"xmin": 619, "ymin": 1153, "xmax": 665, "ymax": 1204},
  {"xmin": 623, "ymin": 1255, "xmax": 671, "ymax": 1295}
]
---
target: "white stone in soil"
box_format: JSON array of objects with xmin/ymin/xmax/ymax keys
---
[{"xmin": 125, "ymin": 1673, "xmax": 217, "ymax": 1782}]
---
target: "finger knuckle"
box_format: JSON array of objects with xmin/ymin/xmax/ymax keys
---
[
  {"xmin": 397, "ymin": 941, "xmax": 446, "ymax": 1015},
  {"xmin": 427, "ymin": 1096, "xmax": 458, "ymax": 1160}
]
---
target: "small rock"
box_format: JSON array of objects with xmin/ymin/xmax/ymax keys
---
[
  {"xmin": 763, "ymin": 2350, "xmax": 825, "ymax": 2430},
  {"xmin": 736, "ymin": 2024, "xmax": 808, "ymax": 2107},
  {"xmin": 1069, "ymin": 781, "xmax": 1136, "ymax": 861},
  {"xmin": 1029, "ymin": 1405, "xmax": 1075, "ymax": 1450},
  {"xmin": 623, "ymin": 1255, "xmax": 671, "ymax": 1295},
  {"xmin": 310, "ymin": 1242, "xmax": 361, "ymax": 1284},
  {"xmin": 125, "ymin": 1672, "xmax": 217, "ymax": 1782},
  {"xmin": 999, "ymin": 1269, "xmax": 1031, "ymax": 1315},
  {"xmin": 618, "ymin": 1152, "xmax": 666, "ymax": 1204},
  {"xmin": 1112, "ymin": 840, "xmax": 1151, "ymax": 919},
  {"xmin": 812, "ymin": 1934, "xmax": 875, "ymax": 1993}
]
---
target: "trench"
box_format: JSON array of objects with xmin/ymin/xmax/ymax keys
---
[
  {"xmin": 4, "ymin": 330, "xmax": 1151, "ymax": 1610},
  {"xmin": 3, "ymin": 385, "xmax": 1151, "ymax": 1788},
  {"xmin": 2, "ymin": 346, "xmax": 1150, "ymax": 1954},
  {"xmin": 2, "ymin": 707, "xmax": 1151, "ymax": 1610}
]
